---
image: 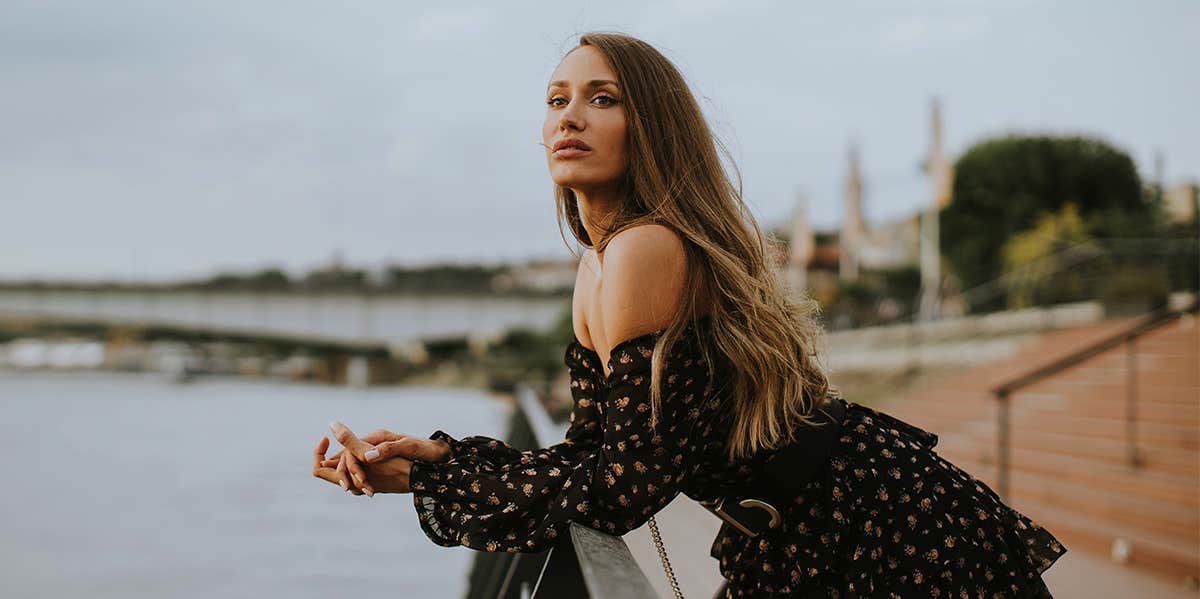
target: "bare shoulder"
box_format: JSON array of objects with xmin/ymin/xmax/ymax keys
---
[
  {"xmin": 599, "ymin": 224, "xmax": 689, "ymax": 344},
  {"xmin": 603, "ymin": 224, "xmax": 688, "ymax": 290},
  {"xmin": 604, "ymin": 223, "xmax": 686, "ymax": 264}
]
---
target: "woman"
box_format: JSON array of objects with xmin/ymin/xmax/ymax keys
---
[{"xmin": 312, "ymin": 32, "xmax": 1066, "ymax": 597}]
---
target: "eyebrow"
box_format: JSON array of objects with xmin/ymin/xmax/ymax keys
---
[{"xmin": 546, "ymin": 79, "xmax": 620, "ymax": 91}]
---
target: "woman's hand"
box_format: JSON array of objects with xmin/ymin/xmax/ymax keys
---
[
  {"xmin": 323, "ymin": 421, "xmax": 452, "ymax": 497},
  {"xmin": 313, "ymin": 436, "xmax": 356, "ymax": 491},
  {"xmin": 318, "ymin": 428, "xmax": 407, "ymax": 468},
  {"xmin": 312, "ymin": 428, "xmax": 384, "ymax": 496},
  {"xmin": 361, "ymin": 434, "xmax": 452, "ymax": 465},
  {"xmin": 313, "ymin": 421, "xmax": 453, "ymax": 497},
  {"xmin": 337, "ymin": 452, "xmax": 412, "ymax": 496}
]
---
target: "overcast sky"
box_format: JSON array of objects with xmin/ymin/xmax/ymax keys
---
[{"xmin": 2, "ymin": 1, "xmax": 1196, "ymax": 282}]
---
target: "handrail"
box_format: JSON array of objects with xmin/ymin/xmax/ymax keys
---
[
  {"xmin": 956, "ymin": 237, "xmax": 1196, "ymax": 311},
  {"xmin": 464, "ymin": 382, "xmax": 661, "ymax": 599},
  {"xmin": 872, "ymin": 236, "xmax": 1197, "ymax": 328},
  {"xmin": 992, "ymin": 299, "xmax": 1197, "ymax": 396},
  {"xmin": 988, "ymin": 298, "xmax": 1199, "ymax": 499},
  {"xmin": 530, "ymin": 523, "xmax": 658, "ymax": 599}
]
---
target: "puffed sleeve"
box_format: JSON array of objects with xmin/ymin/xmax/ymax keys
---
[{"xmin": 408, "ymin": 330, "xmax": 714, "ymax": 553}]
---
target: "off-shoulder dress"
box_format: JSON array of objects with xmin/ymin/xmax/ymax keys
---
[{"xmin": 407, "ymin": 316, "xmax": 1066, "ymax": 597}]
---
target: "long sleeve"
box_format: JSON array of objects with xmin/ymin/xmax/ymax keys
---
[
  {"xmin": 408, "ymin": 331, "xmax": 716, "ymax": 553},
  {"xmin": 420, "ymin": 342, "xmax": 604, "ymax": 467}
]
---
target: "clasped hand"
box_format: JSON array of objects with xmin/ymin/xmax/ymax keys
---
[{"xmin": 311, "ymin": 421, "xmax": 450, "ymax": 497}]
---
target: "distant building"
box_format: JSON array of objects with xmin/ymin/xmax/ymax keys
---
[
  {"xmin": 494, "ymin": 258, "xmax": 577, "ymax": 293},
  {"xmin": 777, "ymin": 97, "xmax": 955, "ymax": 319},
  {"xmin": 1164, "ymin": 181, "xmax": 1199, "ymax": 223},
  {"xmin": 827, "ymin": 98, "xmax": 952, "ymax": 281}
]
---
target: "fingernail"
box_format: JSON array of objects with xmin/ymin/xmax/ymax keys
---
[
  {"xmin": 365, "ymin": 449, "xmax": 379, "ymax": 460},
  {"xmin": 329, "ymin": 420, "xmax": 339, "ymax": 432},
  {"xmin": 362, "ymin": 488, "xmax": 372, "ymax": 497},
  {"xmin": 339, "ymin": 480, "xmax": 348, "ymax": 490}
]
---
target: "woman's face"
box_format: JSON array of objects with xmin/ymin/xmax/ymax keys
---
[{"xmin": 542, "ymin": 45, "xmax": 629, "ymax": 194}]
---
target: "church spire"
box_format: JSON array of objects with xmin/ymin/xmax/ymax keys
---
[
  {"xmin": 841, "ymin": 142, "xmax": 866, "ymax": 280},
  {"xmin": 787, "ymin": 191, "xmax": 814, "ymax": 294},
  {"xmin": 929, "ymin": 97, "xmax": 952, "ymax": 209}
]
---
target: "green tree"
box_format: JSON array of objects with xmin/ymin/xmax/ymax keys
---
[
  {"xmin": 249, "ymin": 268, "xmax": 291, "ymax": 290},
  {"xmin": 942, "ymin": 135, "xmax": 1149, "ymax": 309},
  {"xmin": 1000, "ymin": 202, "xmax": 1095, "ymax": 308}
]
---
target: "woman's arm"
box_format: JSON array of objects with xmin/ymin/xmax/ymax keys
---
[
  {"xmin": 320, "ymin": 247, "xmax": 611, "ymax": 497},
  {"xmin": 407, "ymin": 329, "xmax": 710, "ymax": 552},
  {"xmin": 375, "ymin": 244, "xmax": 608, "ymax": 468},
  {"xmin": 407, "ymin": 225, "xmax": 704, "ymax": 552}
]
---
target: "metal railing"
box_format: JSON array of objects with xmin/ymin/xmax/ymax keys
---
[
  {"xmin": 988, "ymin": 298, "xmax": 1199, "ymax": 499},
  {"xmin": 464, "ymin": 383, "xmax": 660, "ymax": 599}
]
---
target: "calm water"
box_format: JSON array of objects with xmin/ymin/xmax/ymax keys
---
[{"xmin": 0, "ymin": 371, "xmax": 510, "ymax": 598}]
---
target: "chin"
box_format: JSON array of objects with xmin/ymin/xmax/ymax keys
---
[
  {"xmin": 549, "ymin": 166, "xmax": 619, "ymax": 191},
  {"xmin": 549, "ymin": 170, "xmax": 591, "ymax": 189}
]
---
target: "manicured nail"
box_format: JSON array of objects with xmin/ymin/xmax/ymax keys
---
[
  {"xmin": 339, "ymin": 480, "xmax": 348, "ymax": 490},
  {"xmin": 361, "ymin": 488, "xmax": 372, "ymax": 497},
  {"xmin": 365, "ymin": 449, "xmax": 379, "ymax": 460},
  {"xmin": 329, "ymin": 420, "xmax": 340, "ymax": 432}
]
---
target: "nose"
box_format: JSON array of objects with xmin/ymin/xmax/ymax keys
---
[{"xmin": 558, "ymin": 98, "xmax": 584, "ymax": 132}]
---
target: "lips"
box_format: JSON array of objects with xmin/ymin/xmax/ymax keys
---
[{"xmin": 552, "ymin": 138, "xmax": 592, "ymax": 152}]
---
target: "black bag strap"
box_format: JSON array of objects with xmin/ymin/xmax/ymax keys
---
[{"xmin": 701, "ymin": 396, "xmax": 847, "ymax": 538}]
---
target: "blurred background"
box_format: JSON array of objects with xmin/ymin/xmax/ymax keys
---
[{"xmin": 1, "ymin": 1, "xmax": 1196, "ymax": 598}]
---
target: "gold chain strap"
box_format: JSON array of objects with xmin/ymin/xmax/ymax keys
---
[{"xmin": 647, "ymin": 515, "xmax": 685, "ymax": 599}]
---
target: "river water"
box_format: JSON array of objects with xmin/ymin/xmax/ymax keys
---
[{"xmin": 0, "ymin": 370, "xmax": 510, "ymax": 598}]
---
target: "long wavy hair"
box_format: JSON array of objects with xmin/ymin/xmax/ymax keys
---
[{"xmin": 553, "ymin": 32, "xmax": 841, "ymax": 462}]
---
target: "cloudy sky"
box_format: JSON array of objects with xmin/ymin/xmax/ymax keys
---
[{"xmin": 2, "ymin": 0, "xmax": 1196, "ymax": 282}]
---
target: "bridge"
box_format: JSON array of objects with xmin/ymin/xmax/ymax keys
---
[
  {"xmin": 0, "ymin": 286, "xmax": 570, "ymax": 384},
  {"xmin": 0, "ymin": 287, "xmax": 568, "ymax": 346}
]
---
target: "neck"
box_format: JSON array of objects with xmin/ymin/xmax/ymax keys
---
[{"xmin": 573, "ymin": 186, "xmax": 623, "ymax": 257}]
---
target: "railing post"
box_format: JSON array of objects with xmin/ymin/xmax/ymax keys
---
[
  {"xmin": 1125, "ymin": 337, "xmax": 1141, "ymax": 468},
  {"xmin": 996, "ymin": 389, "xmax": 1010, "ymax": 501}
]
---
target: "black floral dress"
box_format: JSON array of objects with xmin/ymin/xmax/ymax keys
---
[{"xmin": 408, "ymin": 316, "xmax": 1066, "ymax": 597}]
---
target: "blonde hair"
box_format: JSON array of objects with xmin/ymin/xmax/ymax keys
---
[{"xmin": 553, "ymin": 32, "xmax": 840, "ymax": 462}]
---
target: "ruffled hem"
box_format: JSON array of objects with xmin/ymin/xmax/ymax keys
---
[{"xmin": 710, "ymin": 403, "xmax": 1066, "ymax": 597}]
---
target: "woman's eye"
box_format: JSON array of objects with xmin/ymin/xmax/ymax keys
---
[
  {"xmin": 546, "ymin": 97, "xmax": 567, "ymax": 107},
  {"xmin": 592, "ymin": 95, "xmax": 618, "ymax": 106}
]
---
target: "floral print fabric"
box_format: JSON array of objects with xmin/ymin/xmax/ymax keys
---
[{"xmin": 408, "ymin": 317, "xmax": 1066, "ymax": 597}]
